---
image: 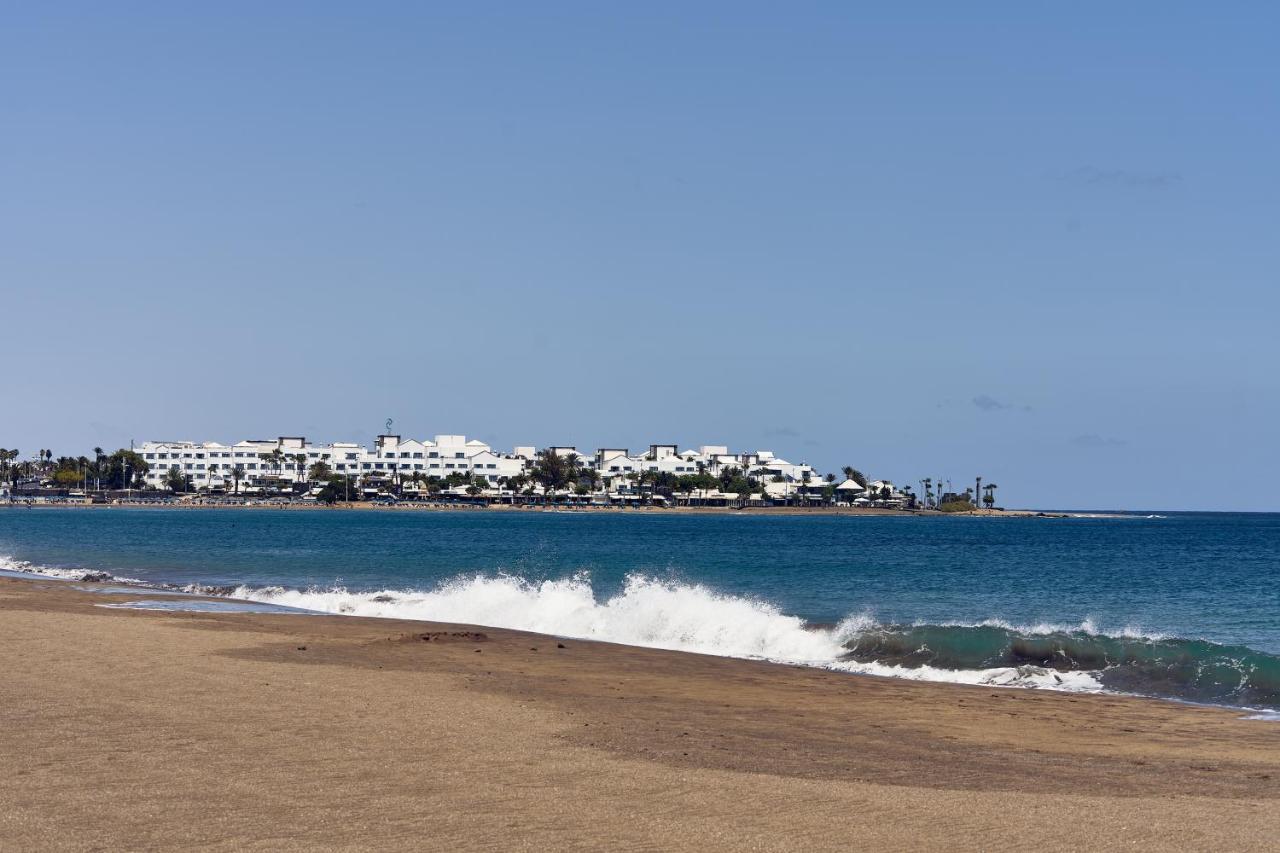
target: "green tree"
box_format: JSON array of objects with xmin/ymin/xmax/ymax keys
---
[
  {"xmin": 314, "ymin": 474, "xmax": 352, "ymax": 504},
  {"xmin": 101, "ymin": 449, "xmax": 149, "ymax": 490},
  {"xmin": 0, "ymin": 449, "xmax": 18, "ymax": 490},
  {"xmin": 841, "ymin": 466, "xmax": 867, "ymax": 488},
  {"xmin": 308, "ymin": 460, "xmax": 333, "ymax": 482},
  {"xmin": 531, "ymin": 449, "xmax": 574, "ymax": 491},
  {"xmin": 165, "ymin": 467, "xmax": 188, "ymax": 493}
]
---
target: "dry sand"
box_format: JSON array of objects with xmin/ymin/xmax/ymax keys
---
[{"xmin": 1, "ymin": 575, "xmax": 1276, "ymax": 851}]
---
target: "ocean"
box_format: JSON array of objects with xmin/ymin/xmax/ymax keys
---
[{"xmin": 2, "ymin": 507, "xmax": 1278, "ymax": 713}]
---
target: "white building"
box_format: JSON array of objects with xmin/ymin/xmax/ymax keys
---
[{"xmin": 134, "ymin": 433, "xmax": 834, "ymax": 497}]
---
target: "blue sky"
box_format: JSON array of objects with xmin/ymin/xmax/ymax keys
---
[{"xmin": 3, "ymin": 3, "xmax": 1277, "ymax": 510}]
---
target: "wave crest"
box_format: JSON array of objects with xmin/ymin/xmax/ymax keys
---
[
  {"xmin": 5, "ymin": 554, "xmax": 1276, "ymax": 712},
  {"xmin": 236, "ymin": 574, "xmax": 847, "ymax": 663}
]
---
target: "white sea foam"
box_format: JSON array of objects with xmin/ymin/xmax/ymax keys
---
[
  {"xmin": 236, "ymin": 574, "xmax": 848, "ymax": 664},
  {"xmin": 911, "ymin": 615, "xmax": 1168, "ymax": 642},
  {"xmin": 1243, "ymin": 710, "xmax": 1280, "ymax": 721},
  {"xmin": 233, "ymin": 573, "xmax": 1116, "ymax": 695},
  {"xmin": 0, "ymin": 554, "xmax": 141, "ymax": 583},
  {"xmin": 0, "ymin": 557, "xmax": 1191, "ymax": 701},
  {"xmin": 832, "ymin": 659, "xmax": 1104, "ymax": 692}
]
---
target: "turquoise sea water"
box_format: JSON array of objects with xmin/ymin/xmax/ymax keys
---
[{"xmin": 2, "ymin": 508, "xmax": 1278, "ymax": 711}]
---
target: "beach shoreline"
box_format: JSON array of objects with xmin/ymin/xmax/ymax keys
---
[{"xmin": 2, "ymin": 574, "xmax": 1276, "ymax": 850}]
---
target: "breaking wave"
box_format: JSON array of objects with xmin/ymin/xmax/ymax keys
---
[
  {"xmin": 0, "ymin": 554, "xmax": 139, "ymax": 584},
  {"xmin": 232, "ymin": 573, "xmax": 1280, "ymax": 711},
  {"xmin": 6, "ymin": 554, "xmax": 1276, "ymax": 711}
]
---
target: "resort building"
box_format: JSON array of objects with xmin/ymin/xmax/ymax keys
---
[{"xmin": 132, "ymin": 433, "xmax": 849, "ymax": 502}]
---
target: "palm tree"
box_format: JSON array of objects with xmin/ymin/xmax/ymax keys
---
[
  {"xmin": 232, "ymin": 464, "xmax": 245, "ymax": 495},
  {"xmin": 294, "ymin": 454, "xmax": 307, "ymax": 485},
  {"xmin": 259, "ymin": 449, "xmax": 286, "ymax": 494},
  {"xmin": 0, "ymin": 449, "xmax": 15, "ymax": 498},
  {"xmin": 165, "ymin": 467, "xmax": 187, "ymax": 494},
  {"xmin": 564, "ymin": 454, "xmax": 582, "ymax": 489}
]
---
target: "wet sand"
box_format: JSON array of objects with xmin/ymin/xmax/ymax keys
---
[{"xmin": 2, "ymin": 575, "xmax": 1276, "ymax": 851}]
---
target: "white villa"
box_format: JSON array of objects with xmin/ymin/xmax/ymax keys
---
[{"xmin": 129, "ymin": 433, "xmax": 874, "ymax": 501}]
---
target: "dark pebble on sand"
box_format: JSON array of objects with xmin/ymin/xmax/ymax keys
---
[
  {"xmin": 297, "ymin": 646, "xmax": 307, "ymax": 651},
  {"xmin": 474, "ymin": 649, "xmax": 482, "ymax": 653},
  {"xmin": 557, "ymin": 643, "xmax": 566, "ymax": 649}
]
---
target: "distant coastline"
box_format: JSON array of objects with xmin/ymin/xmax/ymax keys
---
[
  {"xmin": 0, "ymin": 499, "xmax": 1114, "ymax": 519},
  {"xmin": 1, "ymin": 434, "xmax": 1007, "ymax": 513}
]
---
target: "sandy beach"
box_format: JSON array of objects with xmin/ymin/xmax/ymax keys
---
[{"xmin": 1, "ymin": 576, "xmax": 1276, "ymax": 851}]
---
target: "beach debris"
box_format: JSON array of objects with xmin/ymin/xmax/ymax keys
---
[
  {"xmin": 474, "ymin": 649, "xmax": 482, "ymax": 653},
  {"xmin": 296, "ymin": 646, "xmax": 307, "ymax": 651},
  {"xmin": 79, "ymin": 571, "xmax": 113, "ymax": 583},
  {"xmin": 557, "ymin": 643, "xmax": 566, "ymax": 649},
  {"xmin": 399, "ymin": 631, "xmax": 489, "ymax": 644},
  {"xmin": 530, "ymin": 647, "xmax": 538, "ymax": 651}
]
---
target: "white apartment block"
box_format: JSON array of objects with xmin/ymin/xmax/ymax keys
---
[{"xmin": 135, "ymin": 434, "xmax": 820, "ymax": 494}]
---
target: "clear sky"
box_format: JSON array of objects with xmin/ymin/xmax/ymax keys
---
[{"xmin": 3, "ymin": 3, "xmax": 1277, "ymax": 510}]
